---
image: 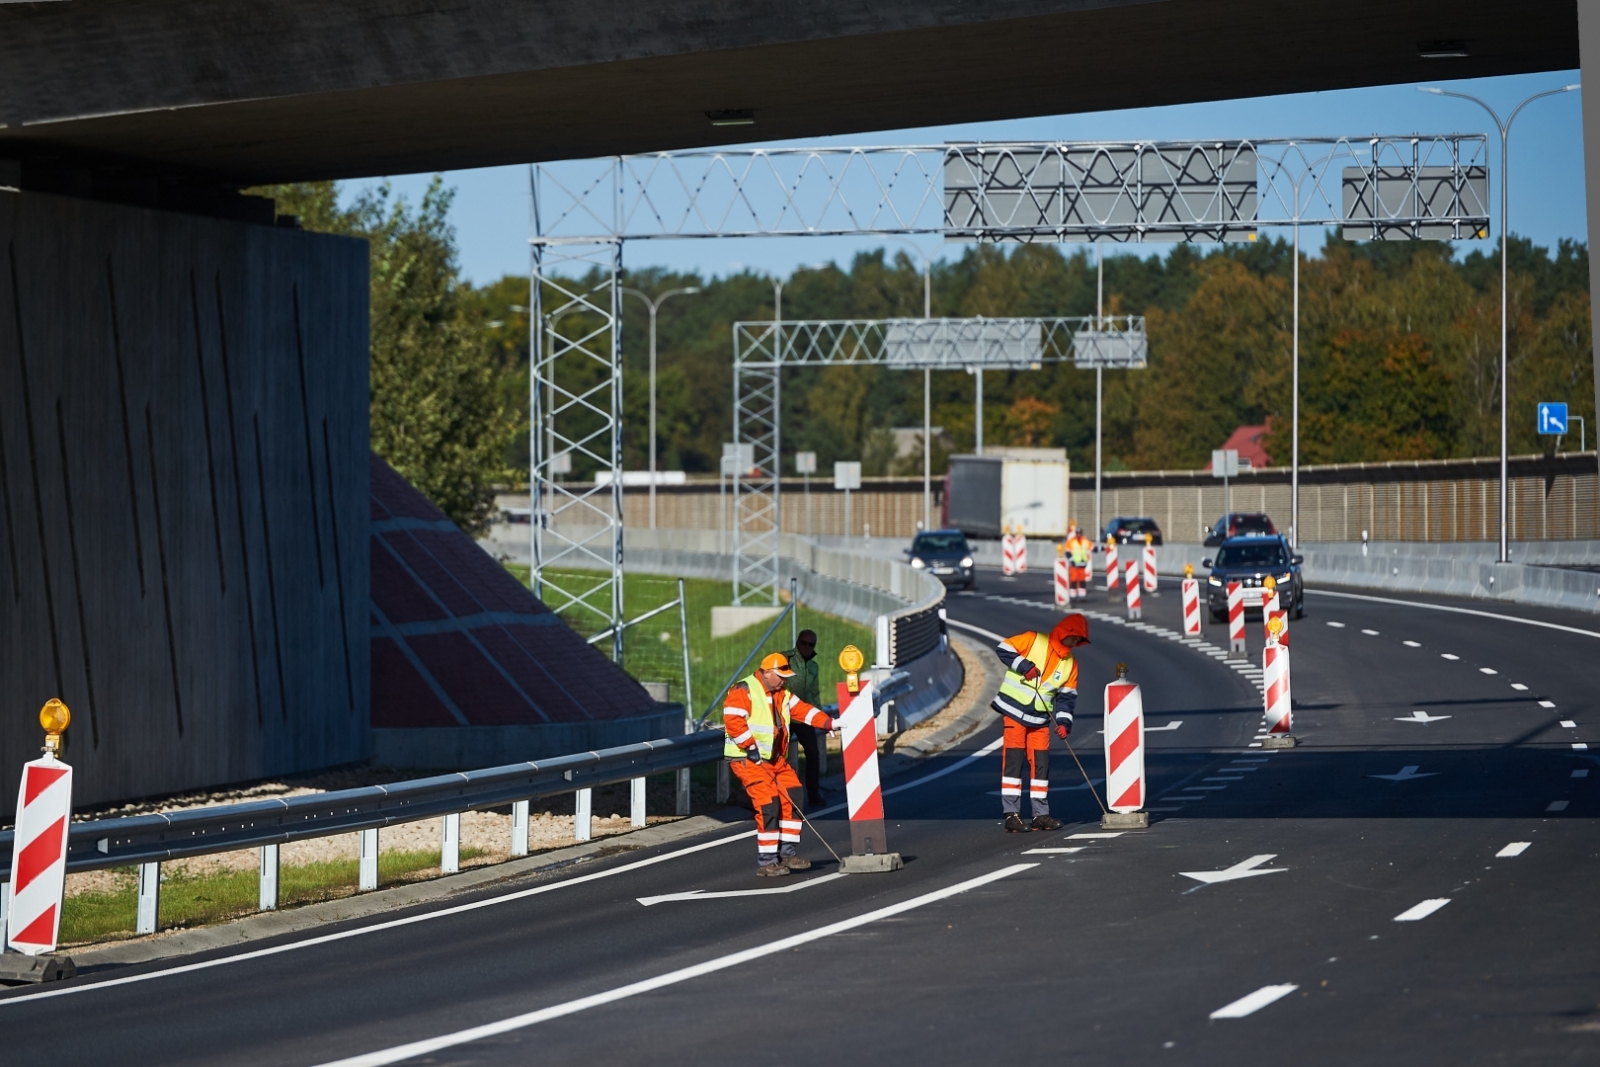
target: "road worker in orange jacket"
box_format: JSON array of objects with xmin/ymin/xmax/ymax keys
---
[
  {"xmin": 1064, "ymin": 523, "xmax": 1094, "ymax": 602},
  {"xmin": 724, "ymin": 652, "xmax": 837, "ymax": 877},
  {"xmin": 992, "ymin": 614, "xmax": 1089, "ymax": 832}
]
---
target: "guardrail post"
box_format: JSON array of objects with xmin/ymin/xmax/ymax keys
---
[
  {"xmin": 259, "ymin": 844, "xmax": 279, "ymax": 911},
  {"xmin": 441, "ymin": 813, "xmax": 461, "ymax": 874},
  {"xmin": 511, "ymin": 800, "xmax": 530, "ymax": 856},
  {"xmin": 675, "ymin": 767, "xmax": 691, "ymax": 816},
  {"xmin": 716, "ymin": 761, "xmax": 730, "ymax": 804},
  {"xmin": 136, "ymin": 861, "xmax": 160, "ymax": 934},
  {"xmin": 1, "ymin": 879, "xmax": 9, "ymax": 928},
  {"xmin": 574, "ymin": 788, "xmax": 593, "ymax": 842},
  {"xmin": 359, "ymin": 828, "xmax": 380, "ymax": 891},
  {"xmin": 630, "ymin": 777, "xmax": 647, "ymax": 827}
]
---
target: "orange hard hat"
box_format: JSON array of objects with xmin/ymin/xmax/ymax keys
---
[
  {"xmin": 760, "ymin": 652, "xmax": 797, "ymax": 677},
  {"xmin": 1050, "ymin": 614, "xmax": 1090, "ymax": 652}
]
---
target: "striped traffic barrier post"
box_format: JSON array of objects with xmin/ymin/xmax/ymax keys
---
[
  {"xmin": 1142, "ymin": 539, "xmax": 1158, "ymax": 594},
  {"xmin": 1181, "ymin": 564, "xmax": 1202, "ymax": 636},
  {"xmin": 1262, "ymin": 617, "xmax": 1296, "ymax": 748},
  {"xmin": 1101, "ymin": 664, "xmax": 1148, "ymax": 829},
  {"xmin": 1227, "ymin": 581, "xmax": 1246, "ymax": 658},
  {"xmin": 1001, "ymin": 529, "xmax": 1016, "ymax": 576},
  {"xmin": 4, "ymin": 700, "xmax": 77, "ymax": 979},
  {"xmin": 1124, "ymin": 558, "xmax": 1141, "ymax": 619},
  {"xmin": 1261, "ymin": 577, "xmax": 1284, "ymax": 645},
  {"xmin": 1014, "ymin": 529, "xmax": 1029, "ymax": 574},
  {"xmin": 1105, "ymin": 537, "xmax": 1120, "ymax": 590},
  {"xmin": 835, "ymin": 646, "xmax": 902, "ymax": 872},
  {"xmin": 1054, "ymin": 552, "xmax": 1070, "ymax": 606}
]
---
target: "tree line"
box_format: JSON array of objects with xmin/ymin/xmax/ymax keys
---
[{"xmin": 254, "ymin": 179, "xmax": 1594, "ymax": 532}]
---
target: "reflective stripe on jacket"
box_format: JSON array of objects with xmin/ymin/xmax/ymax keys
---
[
  {"xmin": 724, "ymin": 674, "xmax": 833, "ymax": 759},
  {"xmin": 992, "ymin": 631, "xmax": 1079, "ymax": 728},
  {"xmin": 1067, "ymin": 535, "xmax": 1092, "ymax": 566}
]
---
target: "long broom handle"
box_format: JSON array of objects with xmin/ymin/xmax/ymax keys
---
[
  {"xmin": 1062, "ymin": 733, "xmax": 1108, "ymax": 815},
  {"xmin": 796, "ymin": 806, "xmax": 845, "ymax": 864}
]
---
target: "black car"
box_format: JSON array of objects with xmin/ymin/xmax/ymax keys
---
[
  {"xmin": 1202, "ymin": 535, "xmax": 1304, "ymax": 621},
  {"xmin": 906, "ymin": 529, "xmax": 976, "ymax": 589},
  {"xmin": 1103, "ymin": 516, "xmax": 1163, "ymax": 545},
  {"xmin": 1203, "ymin": 512, "xmax": 1278, "ymax": 547}
]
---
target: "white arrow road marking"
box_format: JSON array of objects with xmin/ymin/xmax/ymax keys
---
[
  {"xmin": 1367, "ymin": 765, "xmax": 1438, "ymax": 782},
  {"xmin": 1210, "ymin": 984, "xmax": 1299, "ymax": 1019},
  {"xmin": 1147, "ymin": 720, "xmax": 1184, "ymax": 731},
  {"xmin": 638, "ymin": 872, "xmax": 846, "ymax": 906},
  {"xmin": 308, "ymin": 864, "xmax": 1039, "ymax": 1067},
  {"xmin": 1396, "ymin": 711, "xmax": 1452, "ymax": 724},
  {"xmin": 1496, "ymin": 842, "xmax": 1531, "ymax": 857},
  {"xmin": 1180, "ymin": 854, "xmax": 1288, "ymax": 885},
  {"xmin": 1394, "ymin": 898, "xmax": 1451, "ymax": 921}
]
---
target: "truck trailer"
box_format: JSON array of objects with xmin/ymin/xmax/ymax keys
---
[{"xmin": 942, "ymin": 449, "xmax": 1072, "ymax": 538}]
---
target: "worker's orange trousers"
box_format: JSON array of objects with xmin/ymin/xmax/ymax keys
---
[
  {"xmin": 999, "ymin": 718, "xmax": 1051, "ymax": 817},
  {"xmin": 731, "ymin": 757, "xmax": 803, "ymax": 867}
]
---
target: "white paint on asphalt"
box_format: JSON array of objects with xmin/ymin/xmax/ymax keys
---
[
  {"xmin": 306, "ymin": 864, "xmax": 1039, "ymax": 1067},
  {"xmin": 1403, "ymin": 640, "xmax": 1421, "ymax": 647},
  {"xmin": 1367, "ymin": 766, "xmax": 1438, "ymax": 782},
  {"xmin": 1308, "ymin": 589, "xmax": 1600, "ymax": 640},
  {"xmin": 1546, "ymin": 800, "xmax": 1570, "ymax": 812},
  {"xmin": 1479, "ymin": 667, "xmax": 1498, "ymax": 675},
  {"xmin": 1067, "ymin": 832, "xmax": 1124, "ymax": 839},
  {"xmin": 1396, "ymin": 711, "xmax": 1451, "ymax": 724},
  {"xmin": 1575, "ymin": 743, "xmax": 1590, "ymax": 751},
  {"xmin": 1325, "ymin": 621, "xmax": 1346, "ymax": 628},
  {"xmin": 1539, "ymin": 700, "xmax": 1557, "ymax": 708},
  {"xmin": 944, "ymin": 617, "xmax": 1007, "ymax": 645},
  {"xmin": 637, "ymin": 872, "xmax": 846, "ymax": 906},
  {"xmin": 1210, "ymin": 984, "xmax": 1298, "ymax": 1019},
  {"xmin": 1022, "ymin": 847, "xmax": 1087, "ymax": 854},
  {"xmin": 1393, "ymin": 898, "xmax": 1451, "ymax": 922},
  {"xmin": 1147, "ymin": 720, "xmax": 1184, "ymax": 731},
  {"xmin": 1441, "ymin": 653, "xmax": 1460, "ymax": 660},
  {"xmin": 1204, "ymin": 776, "xmax": 1245, "ymax": 782},
  {"xmin": 1180, "ymin": 854, "xmax": 1287, "ymax": 885},
  {"xmin": 1560, "ymin": 720, "xmax": 1577, "ymax": 728},
  {"xmin": 1361, "ymin": 628, "xmax": 1380, "ymax": 635},
  {"xmin": 1511, "ymin": 683, "xmax": 1528, "ymax": 690},
  {"xmin": 1574, "ymin": 769, "xmax": 1591, "ymax": 778},
  {"xmin": 1496, "ymin": 842, "xmax": 1531, "ymax": 858}
]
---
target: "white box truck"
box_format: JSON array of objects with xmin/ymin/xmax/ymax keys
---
[{"xmin": 944, "ymin": 449, "xmax": 1071, "ymax": 537}]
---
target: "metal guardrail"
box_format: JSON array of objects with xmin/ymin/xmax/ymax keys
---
[{"xmin": 0, "ymin": 730, "xmax": 726, "ymax": 881}]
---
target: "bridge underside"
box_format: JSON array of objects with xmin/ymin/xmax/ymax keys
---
[{"xmin": 0, "ymin": 0, "xmax": 1577, "ymax": 185}]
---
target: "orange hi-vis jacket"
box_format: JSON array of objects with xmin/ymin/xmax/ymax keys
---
[
  {"xmin": 723, "ymin": 678, "xmax": 832, "ymax": 761},
  {"xmin": 991, "ymin": 631, "xmax": 1079, "ymax": 729}
]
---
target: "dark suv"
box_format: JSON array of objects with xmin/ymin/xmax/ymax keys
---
[
  {"xmin": 1204, "ymin": 512, "xmax": 1277, "ymax": 547},
  {"xmin": 1202, "ymin": 535, "xmax": 1304, "ymax": 621},
  {"xmin": 1103, "ymin": 516, "xmax": 1163, "ymax": 545},
  {"xmin": 906, "ymin": 529, "xmax": 976, "ymax": 589}
]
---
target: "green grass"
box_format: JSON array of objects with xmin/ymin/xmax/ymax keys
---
[
  {"xmin": 506, "ymin": 564, "xmax": 873, "ymax": 719},
  {"xmin": 61, "ymin": 848, "xmax": 485, "ymax": 945}
]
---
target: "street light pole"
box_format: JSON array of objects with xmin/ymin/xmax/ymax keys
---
[
  {"xmin": 621, "ymin": 285, "xmax": 700, "ymax": 529},
  {"xmin": 887, "ymin": 237, "xmax": 935, "ymax": 529},
  {"xmin": 1094, "ymin": 244, "xmax": 1104, "ymax": 539},
  {"xmin": 1419, "ymin": 82, "xmax": 1580, "ymax": 563}
]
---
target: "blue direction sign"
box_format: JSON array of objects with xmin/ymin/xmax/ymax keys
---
[{"xmin": 1537, "ymin": 402, "xmax": 1569, "ymax": 435}]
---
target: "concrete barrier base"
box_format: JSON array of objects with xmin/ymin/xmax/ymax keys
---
[
  {"xmin": 1262, "ymin": 734, "xmax": 1298, "ymax": 749},
  {"xmin": 841, "ymin": 853, "xmax": 904, "ymax": 873},
  {"xmin": 1101, "ymin": 811, "xmax": 1149, "ymax": 829},
  {"xmin": 0, "ymin": 953, "xmax": 75, "ymax": 984}
]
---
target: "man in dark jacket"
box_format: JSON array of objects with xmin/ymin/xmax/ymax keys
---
[{"xmin": 783, "ymin": 629, "xmax": 827, "ymax": 807}]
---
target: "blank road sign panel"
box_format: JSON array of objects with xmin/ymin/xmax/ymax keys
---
[
  {"xmin": 1342, "ymin": 165, "xmax": 1489, "ymax": 241},
  {"xmin": 834, "ymin": 461, "xmax": 862, "ymax": 490}
]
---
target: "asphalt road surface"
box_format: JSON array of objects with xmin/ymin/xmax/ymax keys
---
[{"xmin": 3, "ymin": 569, "xmax": 1596, "ymax": 1065}]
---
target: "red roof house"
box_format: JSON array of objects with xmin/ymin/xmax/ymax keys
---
[{"xmin": 1204, "ymin": 423, "xmax": 1273, "ymax": 471}]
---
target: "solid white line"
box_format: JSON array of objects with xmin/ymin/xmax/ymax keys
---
[
  {"xmin": 638, "ymin": 872, "xmax": 846, "ymax": 906},
  {"xmin": 1067, "ymin": 832, "xmax": 1123, "ymax": 839},
  {"xmin": 1495, "ymin": 842, "xmax": 1531, "ymax": 858},
  {"xmin": 308, "ymin": 864, "xmax": 1038, "ymax": 1067},
  {"xmin": 1393, "ymin": 898, "xmax": 1451, "ymax": 921},
  {"xmin": 945, "ymin": 617, "xmax": 1007, "ymax": 645},
  {"xmin": 1307, "ymin": 589, "xmax": 1600, "ymax": 640},
  {"xmin": 1022, "ymin": 847, "xmax": 1086, "ymax": 854},
  {"xmin": 1210, "ymin": 984, "xmax": 1299, "ymax": 1019}
]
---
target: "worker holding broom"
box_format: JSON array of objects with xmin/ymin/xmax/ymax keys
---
[{"xmin": 992, "ymin": 615, "xmax": 1090, "ymax": 832}]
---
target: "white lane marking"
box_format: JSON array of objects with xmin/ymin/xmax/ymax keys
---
[
  {"xmin": 1496, "ymin": 842, "xmax": 1531, "ymax": 858},
  {"xmin": 1022, "ymin": 847, "xmax": 1087, "ymax": 854},
  {"xmin": 1325, "ymin": 621, "xmax": 1346, "ymax": 628},
  {"xmin": 1574, "ymin": 769, "xmax": 1591, "ymax": 778},
  {"xmin": 307, "ymin": 865, "xmax": 1038, "ymax": 1067},
  {"xmin": 1147, "ymin": 720, "xmax": 1185, "ymax": 731},
  {"xmin": 1511, "ymin": 683, "xmax": 1529, "ymax": 691},
  {"xmin": 1441, "ymin": 653, "xmax": 1460, "ymax": 660},
  {"xmin": 1547, "ymin": 800, "xmax": 1570, "ymax": 812},
  {"xmin": 1361, "ymin": 628, "xmax": 1381, "ymax": 635},
  {"xmin": 1204, "ymin": 776, "xmax": 1245, "ymax": 782},
  {"xmin": 1396, "ymin": 711, "xmax": 1451, "ymax": 724},
  {"xmin": 1068, "ymin": 832, "xmax": 1124, "ymax": 839},
  {"xmin": 1560, "ymin": 720, "xmax": 1578, "ymax": 728},
  {"xmin": 1478, "ymin": 667, "xmax": 1498, "ymax": 675},
  {"xmin": 1180, "ymin": 854, "xmax": 1288, "ymax": 885},
  {"xmin": 1308, "ymin": 589, "xmax": 1600, "ymax": 640},
  {"xmin": 1367, "ymin": 765, "xmax": 1437, "ymax": 782},
  {"xmin": 1539, "ymin": 700, "xmax": 1557, "ymax": 708},
  {"xmin": 1573, "ymin": 743, "xmax": 1589, "ymax": 751},
  {"xmin": 1248, "ymin": 742, "xmax": 1264, "ymax": 748},
  {"xmin": 944, "ymin": 617, "xmax": 1007, "ymax": 644},
  {"xmin": 1210, "ymin": 984, "xmax": 1299, "ymax": 1019},
  {"xmin": 1394, "ymin": 898, "xmax": 1451, "ymax": 922},
  {"xmin": 3, "ymin": 724, "xmax": 1005, "ymax": 1006},
  {"xmin": 1192, "ymin": 785, "xmax": 1230, "ymax": 791},
  {"xmin": 1232, "ymin": 758, "xmax": 1270, "ymax": 764},
  {"xmin": 638, "ymin": 872, "xmax": 846, "ymax": 906},
  {"xmin": 1403, "ymin": 640, "xmax": 1422, "ymax": 647}
]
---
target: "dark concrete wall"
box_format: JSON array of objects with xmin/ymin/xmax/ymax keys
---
[{"xmin": 0, "ymin": 190, "xmax": 370, "ymax": 817}]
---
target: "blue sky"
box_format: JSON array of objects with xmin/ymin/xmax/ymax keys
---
[{"xmin": 346, "ymin": 71, "xmax": 1588, "ymax": 287}]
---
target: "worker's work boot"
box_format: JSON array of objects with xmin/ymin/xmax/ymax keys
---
[
  {"xmin": 781, "ymin": 856, "xmax": 813, "ymax": 870},
  {"xmin": 756, "ymin": 862, "xmax": 792, "ymax": 878},
  {"xmin": 1003, "ymin": 813, "xmax": 1032, "ymax": 833},
  {"xmin": 1031, "ymin": 815, "xmax": 1064, "ymax": 831}
]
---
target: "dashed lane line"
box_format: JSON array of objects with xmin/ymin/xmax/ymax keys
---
[
  {"xmin": 1441, "ymin": 653, "xmax": 1460, "ymax": 660},
  {"xmin": 1496, "ymin": 842, "xmax": 1531, "ymax": 858},
  {"xmin": 1561, "ymin": 720, "xmax": 1578, "ymax": 728},
  {"xmin": 1546, "ymin": 800, "xmax": 1570, "ymax": 812},
  {"xmin": 1210, "ymin": 984, "xmax": 1299, "ymax": 1019},
  {"xmin": 1394, "ymin": 898, "xmax": 1451, "ymax": 922},
  {"xmin": 1307, "ymin": 588, "xmax": 1600, "ymax": 640}
]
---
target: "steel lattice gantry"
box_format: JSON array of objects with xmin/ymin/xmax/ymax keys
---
[
  {"xmin": 529, "ymin": 136, "xmax": 1490, "ymax": 630},
  {"xmin": 729, "ymin": 317, "xmax": 1146, "ymax": 605}
]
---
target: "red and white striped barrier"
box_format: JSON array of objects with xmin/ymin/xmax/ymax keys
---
[
  {"xmin": 1142, "ymin": 544, "xmax": 1158, "ymax": 593},
  {"xmin": 1103, "ymin": 676, "xmax": 1145, "ymax": 813},
  {"xmin": 1124, "ymin": 558, "xmax": 1141, "ymax": 619},
  {"xmin": 1104, "ymin": 540, "xmax": 1119, "ymax": 589},
  {"xmin": 1001, "ymin": 533, "xmax": 1016, "ymax": 576},
  {"xmin": 836, "ymin": 679, "xmax": 891, "ymax": 859},
  {"xmin": 1054, "ymin": 556, "xmax": 1070, "ymax": 606},
  {"xmin": 1263, "ymin": 642, "xmax": 1292, "ymax": 737},
  {"xmin": 1013, "ymin": 531, "xmax": 1028, "ymax": 574},
  {"xmin": 1181, "ymin": 578, "xmax": 1202, "ymax": 635},
  {"xmin": 7, "ymin": 753, "xmax": 73, "ymax": 955},
  {"xmin": 1227, "ymin": 581, "xmax": 1246, "ymax": 655}
]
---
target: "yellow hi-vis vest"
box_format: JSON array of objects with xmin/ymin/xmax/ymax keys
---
[
  {"xmin": 996, "ymin": 632, "xmax": 1075, "ymax": 725},
  {"xmin": 1067, "ymin": 535, "xmax": 1092, "ymax": 566},
  {"xmin": 723, "ymin": 674, "xmax": 789, "ymax": 759}
]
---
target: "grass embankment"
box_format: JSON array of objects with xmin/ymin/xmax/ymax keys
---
[
  {"xmin": 61, "ymin": 848, "xmax": 484, "ymax": 945},
  {"xmin": 505, "ymin": 565, "xmax": 873, "ymax": 716}
]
